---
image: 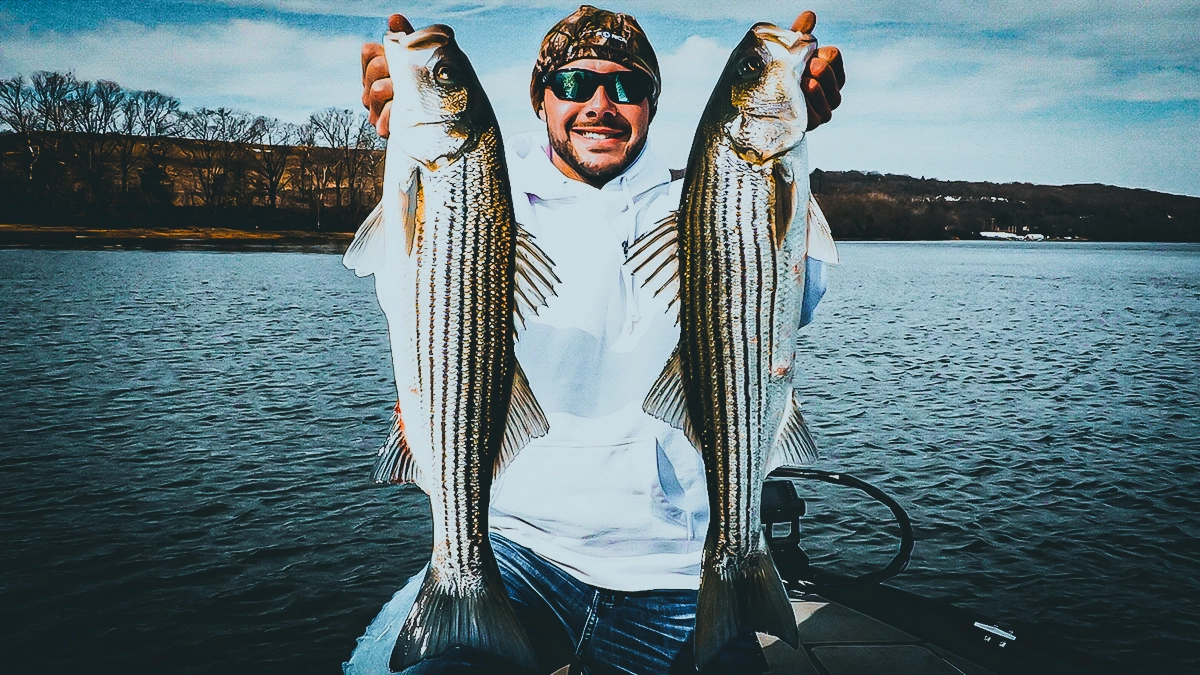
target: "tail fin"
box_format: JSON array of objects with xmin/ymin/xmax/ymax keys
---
[
  {"xmin": 694, "ymin": 540, "xmax": 798, "ymax": 669},
  {"xmin": 389, "ymin": 565, "xmax": 536, "ymax": 672}
]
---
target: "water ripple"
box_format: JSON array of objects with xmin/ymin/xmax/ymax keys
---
[{"xmin": 1, "ymin": 243, "xmax": 1198, "ymax": 673}]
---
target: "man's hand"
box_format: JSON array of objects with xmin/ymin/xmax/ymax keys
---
[
  {"xmin": 361, "ymin": 14, "xmax": 413, "ymax": 139},
  {"xmin": 793, "ymin": 11, "xmax": 845, "ymax": 131},
  {"xmin": 360, "ymin": 11, "xmax": 845, "ymax": 138}
]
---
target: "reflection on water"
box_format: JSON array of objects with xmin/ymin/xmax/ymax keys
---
[{"xmin": 1, "ymin": 243, "xmax": 1197, "ymax": 673}]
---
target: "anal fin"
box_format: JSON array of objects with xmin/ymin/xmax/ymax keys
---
[
  {"xmin": 765, "ymin": 388, "xmax": 818, "ymax": 476},
  {"xmin": 495, "ymin": 359, "xmax": 549, "ymax": 478},
  {"xmin": 371, "ymin": 401, "xmax": 426, "ymax": 490},
  {"xmin": 643, "ymin": 346, "xmax": 700, "ymax": 450}
]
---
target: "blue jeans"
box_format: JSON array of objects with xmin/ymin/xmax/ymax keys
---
[{"xmin": 344, "ymin": 534, "xmax": 767, "ymax": 675}]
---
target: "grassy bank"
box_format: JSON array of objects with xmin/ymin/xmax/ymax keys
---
[{"xmin": 0, "ymin": 224, "xmax": 353, "ymax": 253}]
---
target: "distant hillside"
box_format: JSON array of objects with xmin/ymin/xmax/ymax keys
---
[
  {"xmin": 0, "ymin": 130, "xmax": 381, "ymax": 233},
  {"xmin": 811, "ymin": 170, "xmax": 1200, "ymax": 242},
  {"xmin": 3, "ymin": 128, "xmax": 1199, "ymax": 243}
]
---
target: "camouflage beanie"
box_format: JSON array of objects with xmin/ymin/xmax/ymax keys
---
[{"xmin": 530, "ymin": 5, "xmax": 661, "ymax": 118}]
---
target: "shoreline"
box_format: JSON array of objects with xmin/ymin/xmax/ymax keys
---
[
  {"xmin": 3, "ymin": 225, "xmax": 1194, "ymax": 253},
  {"xmin": 0, "ymin": 224, "xmax": 354, "ymax": 253}
]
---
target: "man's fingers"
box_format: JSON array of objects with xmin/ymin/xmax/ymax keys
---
[
  {"xmin": 809, "ymin": 58, "xmax": 841, "ymax": 110},
  {"xmin": 816, "ymin": 45, "xmax": 844, "ymax": 88},
  {"xmin": 361, "ymin": 43, "xmax": 384, "ymax": 81},
  {"xmin": 388, "ymin": 13, "xmax": 414, "ymax": 34},
  {"xmin": 365, "ymin": 54, "xmax": 390, "ymax": 91},
  {"xmin": 377, "ymin": 101, "xmax": 392, "ymax": 139},
  {"xmin": 791, "ymin": 10, "xmax": 816, "ymax": 34},
  {"xmin": 369, "ymin": 77, "xmax": 393, "ymax": 123},
  {"xmin": 804, "ymin": 77, "xmax": 832, "ymax": 131}
]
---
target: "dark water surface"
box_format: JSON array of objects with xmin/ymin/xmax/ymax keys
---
[{"xmin": 1, "ymin": 243, "xmax": 1197, "ymax": 673}]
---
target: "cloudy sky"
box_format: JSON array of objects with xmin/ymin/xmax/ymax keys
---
[{"xmin": 2, "ymin": 0, "xmax": 1197, "ymax": 196}]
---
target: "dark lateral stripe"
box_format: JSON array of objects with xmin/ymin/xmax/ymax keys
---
[
  {"xmin": 684, "ymin": 136, "xmax": 782, "ymax": 553},
  {"xmin": 410, "ymin": 134, "xmax": 515, "ymax": 579}
]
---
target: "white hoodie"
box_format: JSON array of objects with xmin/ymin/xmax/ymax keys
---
[{"xmin": 488, "ymin": 132, "xmax": 709, "ymax": 591}]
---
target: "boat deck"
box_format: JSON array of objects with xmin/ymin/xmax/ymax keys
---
[{"xmin": 760, "ymin": 594, "xmax": 995, "ymax": 674}]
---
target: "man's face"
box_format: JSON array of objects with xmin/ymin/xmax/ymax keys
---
[{"xmin": 541, "ymin": 58, "xmax": 652, "ymax": 187}]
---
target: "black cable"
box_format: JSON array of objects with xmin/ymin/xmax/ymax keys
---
[{"xmin": 768, "ymin": 467, "xmax": 914, "ymax": 587}]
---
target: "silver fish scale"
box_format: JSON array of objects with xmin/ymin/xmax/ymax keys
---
[
  {"xmin": 412, "ymin": 127, "xmax": 514, "ymax": 594},
  {"xmin": 680, "ymin": 134, "xmax": 785, "ymax": 565}
]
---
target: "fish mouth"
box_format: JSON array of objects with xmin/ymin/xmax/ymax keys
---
[
  {"xmin": 386, "ymin": 23, "xmax": 455, "ymax": 50},
  {"xmin": 752, "ymin": 23, "xmax": 817, "ymax": 55}
]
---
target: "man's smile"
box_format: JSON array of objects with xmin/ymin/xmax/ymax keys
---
[{"xmin": 571, "ymin": 125, "xmax": 629, "ymax": 147}]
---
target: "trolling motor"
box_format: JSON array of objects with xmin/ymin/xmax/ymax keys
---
[{"xmin": 761, "ymin": 468, "xmax": 914, "ymax": 588}]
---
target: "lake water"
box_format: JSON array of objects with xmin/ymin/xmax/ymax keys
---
[{"xmin": 1, "ymin": 243, "xmax": 1197, "ymax": 673}]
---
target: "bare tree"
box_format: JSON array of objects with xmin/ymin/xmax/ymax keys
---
[
  {"xmin": 115, "ymin": 91, "xmax": 141, "ymax": 195},
  {"xmin": 292, "ymin": 122, "xmax": 320, "ymax": 215},
  {"xmin": 180, "ymin": 107, "xmax": 263, "ymax": 209},
  {"xmin": 134, "ymin": 91, "xmax": 182, "ymax": 138},
  {"xmin": 69, "ymin": 79, "xmax": 125, "ymax": 202},
  {"xmin": 0, "ymin": 75, "xmax": 37, "ymax": 135},
  {"xmin": 0, "ymin": 75, "xmax": 39, "ymax": 186},
  {"xmin": 112, "ymin": 90, "xmax": 182, "ymax": 197},
  {"xmin": 30, "ymin": 71, "xmax": 79, "ymax": 133},
  {"xmin": 135, "ymin": 91, "xmax": 183, "ymax": 205},
  {"xmin": 351, "ymin": 113, "xmax": 384, "ymax": 208},
  {"xmin": 308, "ymin": 107, "xmax": 354, "ymax": 208},
  {"xmin": 248, "ymin": 117, "xmax": 297, "ymax": 209},
  {"xmin": 346, "ymin": 112, "xmax": 385, "ymax": 210}
]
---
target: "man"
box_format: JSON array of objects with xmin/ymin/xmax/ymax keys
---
[{"xmin": 345, "ymin": 6, "xmax": 844, "ymax": 674}]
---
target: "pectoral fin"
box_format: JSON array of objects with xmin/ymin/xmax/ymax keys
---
[
  {"xmin": 771, "ymin": 161, "xmax": 797, "ymax": 249},
  {"xmin": 625, "ymin": 211, "xmax": 680, "ymax": 311},
  {"xmin": 402, "ymin": 168, "xmax": 422, "ymax": 256},
  {"xmin": 805, "ymin": 195, "xmax": 838, "ymax": 264},
  {"xmin": 343, "ymin": 201, "xmax": 385, "ymax": 277},
  {"xmin": 643, "ymin": 346, "xmax": 700, "ymax": 450},
  {"xmin": 495, "ymin": 359, "xmax": 550, "ymax": 478},
  {"xmin": 765, "ymin": 388, "xmax": 818, "ymax": 475},
  {"xmin": 513, "ymin": 226, "xmax": 560, "ymax": 328},
  {"xmin": 372, "ymin": 401, "xmax": 427, "ymax": 491}
]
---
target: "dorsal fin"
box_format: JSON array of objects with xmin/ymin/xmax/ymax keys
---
[
  {"xmin": 343, "ymin": 200, "xmax": 386, "ymax": 277},
  {"xmin": 642, "ymin": 346, "xmax": 700, "ymax": 450},
  {"xmin": 495, "ymin": 358, "xmax": 549, "ymax": 478},
  {"xmin": 513, "ymin": 226, "xmax": 559, "ymax": 328},
  {"xmin": 765, "ymin": 388, "xmax": 818, "ymax": 475},
  {"xmin": 625, "ymin": 211, "xmax": 681, "ymax": 312},
  {"xmin": 372, "ymin": 401, "xmax": 427, "ymax": 491}
]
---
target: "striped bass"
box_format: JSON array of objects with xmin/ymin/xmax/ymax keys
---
[
  {"xmin": 343, "ymin": 19, "xmax": 557, "ymax": 672},
  {"xmin": 628, "ymin": 17, "xmax": 838, "ymax": 668}
]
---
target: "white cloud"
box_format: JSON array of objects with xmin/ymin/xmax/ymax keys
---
[
  {"xmin": 479, "ymin": 62, "xmax": 545, "ymax": 140},
  {"xmin": 0, "ymin": 17, "xmax": 364, "ymax": 123},
  {"xmin": 1, "ymin": 3, "xmax": 1197, "ymax": 194},
  {"xmin": 649, "ymin": 35, "xmax": 728, "ymax": 167},
  {"xmin": 803, "ymin": 28, "xmax": 1200, "ymax": 194}
]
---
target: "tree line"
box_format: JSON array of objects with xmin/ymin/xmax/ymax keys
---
[
  {"xmin": 0, "ymin": 71, "xmax": 384, "ymax": 231},
  {"xmin": 812, "ymin": 169, "xmax": 1200, "ymax": 242}
]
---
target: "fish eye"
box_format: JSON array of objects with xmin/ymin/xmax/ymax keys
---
[
  {"xmin": 736, "ymin": 54, "xmax": 765, "ymax": 80},
  {"xmin": 434, "ymin": 61, "xmax": 457, "ymax": 84}
]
